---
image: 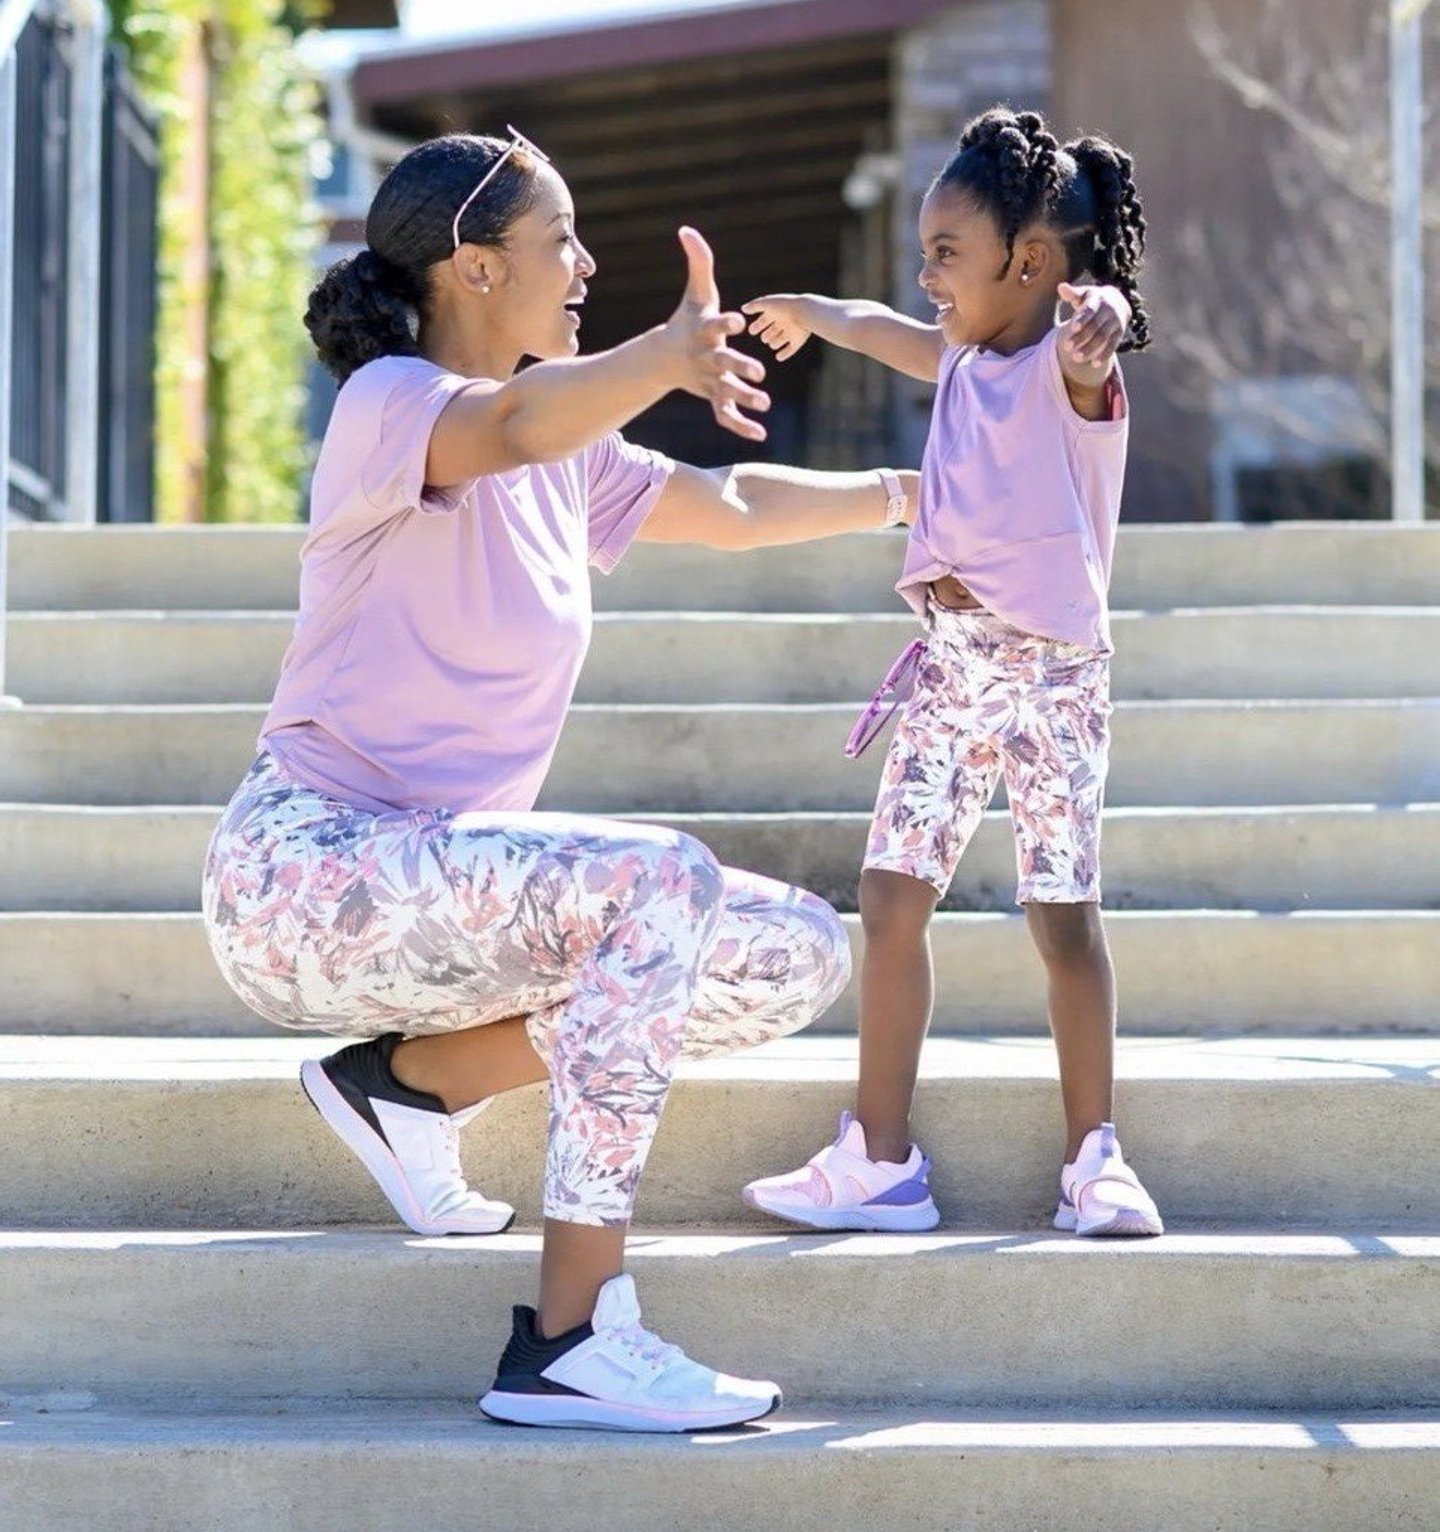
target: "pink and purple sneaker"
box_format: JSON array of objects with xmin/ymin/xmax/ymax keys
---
[
  {"xmin": 743, "ymin": 1112, "xmax": 940, "ymax": 1232},
  {"xmin": 1054, "ymin": 1122, "xmax": 1164, "ymax": 1238}
]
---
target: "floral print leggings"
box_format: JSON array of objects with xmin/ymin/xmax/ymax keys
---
[
  {"xmin": 203, "ymin": 753, "xmax": 850, "ymax": 1228},
  {"xmin": 864, "ymin": 604, "xmax": 1112, "ymax": 903}
]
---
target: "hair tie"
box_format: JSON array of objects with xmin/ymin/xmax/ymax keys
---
[{"xmin": 355, "ymin": 247, "xmax": 420, "ymax": 305}]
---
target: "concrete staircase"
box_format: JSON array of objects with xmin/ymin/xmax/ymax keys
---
[{"xmin": 2, "ymin": 521, "xmax": 1438, "ymax": 1531}]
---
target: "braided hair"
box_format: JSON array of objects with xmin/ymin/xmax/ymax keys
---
[
  {"xmin": 934, "ymin": 107, "xmax": 1152, "ymax": 352},
  {"xmin": 306, "ymin": 134, "xmax": 544, "ymax": 384}
]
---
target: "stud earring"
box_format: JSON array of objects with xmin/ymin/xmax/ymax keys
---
[{"xmin": 481, "ymin": 283, "xmax": 491, "ymax": 294}]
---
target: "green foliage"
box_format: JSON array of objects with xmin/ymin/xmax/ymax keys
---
[
  {"xmin": 113, "ymin": 1, "xmax": 326, "ymax": 522},
  {"xmin": 206, "ymin": 0, "xmax": 323, "ymax": 523},
  {"xmin": 111, "ymin": 0, "xmax": 205, "ymax": 523}
]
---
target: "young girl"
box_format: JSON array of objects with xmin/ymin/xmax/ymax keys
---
[{"xmin": 741, "ymin": 107, "xmax": 1163, "ymax": 1239}]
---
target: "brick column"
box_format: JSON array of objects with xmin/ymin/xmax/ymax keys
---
[{"xmin": 888, "ymin": 2, "xmax": 1052, "ymax": 466}]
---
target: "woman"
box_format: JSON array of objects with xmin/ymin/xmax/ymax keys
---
[{"xmin": 202, "ymin": 128, "xmax": 914, "ymax": 1434}]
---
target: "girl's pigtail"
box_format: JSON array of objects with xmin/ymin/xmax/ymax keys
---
[{"xmin": 1067, "ymin": 136, "xmax": 1152, "ymax": 352}]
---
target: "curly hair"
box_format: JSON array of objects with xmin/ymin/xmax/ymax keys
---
[
  {"xmin": 934, "ymin": 106, "xmax": 1152, "ymax": 352},
  {"xmin": 305, "ymin": 134, "xmax": 545, "ymax": 384}
]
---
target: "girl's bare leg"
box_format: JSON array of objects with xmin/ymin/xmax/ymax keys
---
[
  {"xmin": 1026, "ymin": 902, "xmax": 1116, "ymax": 1160},
  {"xmin": 855, "ymin": 868, "xmax": 941, "ymax": 1164}
]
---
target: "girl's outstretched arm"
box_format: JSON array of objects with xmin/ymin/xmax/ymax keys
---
[
  {"xmin": 1053, "ymin": 281, "xmax": 1132, "ymax": 422},
  {"xmin": 637, "ymin": 461, "xmax": 919, "ymax": 551},
  {"xmin": 743, "ymin": 294, "xmax": 944, "ymax": 383}
]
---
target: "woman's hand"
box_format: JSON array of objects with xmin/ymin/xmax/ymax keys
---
[
  {"xmin": 741, "ymin": 294, "xmax": 816, "ymax": 362},
  {"xmin": 1056, "ymin": 282, "xmax": 1130, "ymax": 372},
  {"xmin": 662, "ymin": 228, "xmax": 770, "ymax": 442}
]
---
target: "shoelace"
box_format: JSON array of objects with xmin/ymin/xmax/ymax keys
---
[
  {"xmin": 429, "ymin": 1117, "xmax": 473, "ymax": 1209},
  {"xmin": 610, "ymin": 1320, "xmax": 685, "ymax": 1374}
]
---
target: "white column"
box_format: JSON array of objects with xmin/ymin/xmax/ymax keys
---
[
  {"xmin": 63, "ymin": 0, "xmax": 107, "ymax": 524},
  {"xmin": 0, "ymin": 44, "xmax": 19, "ymax": 703},
  {"xmin": 1389, "ymin": 0, "xmax": 1427, "ymax": 522}
]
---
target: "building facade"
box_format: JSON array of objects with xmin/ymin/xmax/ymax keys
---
[{"xmin": 317, "ymin": 0, "xmax": 1437, "ymax": 522}]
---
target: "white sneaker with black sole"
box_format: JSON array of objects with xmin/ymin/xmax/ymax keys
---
[
  {"xmin": 479, "ymin": 1273, "xmax": 781, "ymax": 1433},
  {"xmin": 299, "ymin": 1032, "xmax": 515, "ymax": 1236}
]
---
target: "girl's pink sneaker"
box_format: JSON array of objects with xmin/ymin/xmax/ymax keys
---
[
  {"xmin": 1054, "ymin": 1122, "xmax": 1164, "ymax": 1237},
  {"xmin": 743, "ymin": 1112, "xmax": 941, "ymax": 1232}
]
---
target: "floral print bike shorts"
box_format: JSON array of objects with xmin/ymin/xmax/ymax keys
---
[
  {"xmin": 203, "ymin": 752, "xmax": 851, "ymax": 1227},
  {"xmin": 863, "ymin": 603, "xmax": 1112, "ymax": 904}
]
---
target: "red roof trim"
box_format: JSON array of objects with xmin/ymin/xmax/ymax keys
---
[{"xmin": 354, "ymin": 0, "xmax": 951, "ymax": 107}]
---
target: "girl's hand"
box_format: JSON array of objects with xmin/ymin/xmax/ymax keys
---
[
  {"xmin": 1056, "ymin": 282, "xmax": 1131, "ymax": 370},
  {"xmin": 741, "ymin": 294, "xmax": 815, "ymax": 361},
  {"xmin": 664, "ymin": 227, "xmax": 770, "ymax": 442}
]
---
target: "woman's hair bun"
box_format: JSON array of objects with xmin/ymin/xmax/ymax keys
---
[{"xmin": 304, "ymin": 247, "xmax": 423, "ymax": 384}]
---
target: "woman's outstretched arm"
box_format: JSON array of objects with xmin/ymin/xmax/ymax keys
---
[
  {"xmin": 427, "ymin": 229, "xmax": 768, "ymax": 484},
  {"xmin": 638, "ymin": 461, "xmax": 919, "ymax": 551}
]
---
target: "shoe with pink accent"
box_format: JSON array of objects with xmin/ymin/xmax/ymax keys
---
[
  {"xmin": 299, "ymin": 1033, "xmax": 514, "ymax": 1236},
  {"xmin": 1054, "ymin": 1122, "xmax": 1163, "ymax": 1238},
  {"xmin": 742, "ymin": 1112, "xmax": 940, "ymax": 1232}
]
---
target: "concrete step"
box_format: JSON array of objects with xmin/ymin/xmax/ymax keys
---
[
  {"xmin": 12, "ymin": 521, "xmax": 1440, "ymax": 612},
  {"xmin": 4, "ymin": 1404, "xmax": 1436, "ymax": 1532},
  {"xmin": 4, "ymin": 803, "xmax": 1436, "ymax": 914},
  {"xmin": 3, "ymin": 700, "xmax": 1437, "ymax": 809},
  {"xmin": 1, "ymin": 1225, "xmax": 1436, "ymax": 1409},
  {"xmin": 2, "ymin": 1036, "xmax": 1435, "ymax": 1226},
  {"xmin": 12, "ymin": 607, "xmax": 1440, "ymax": 704},
  {"xmin": 4, "ymin": 910, "xmax": 1436, "ymax": 1037}
]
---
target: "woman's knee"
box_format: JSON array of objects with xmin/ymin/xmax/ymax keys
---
[
  {"xmin": 643, "ymin": 827, "xmax": 725, "ymax": 927},
  {"xmin": 704, "ymin": 880, "xmax": 853, "ymax": 1049},
  {"xmin": 585, "ymin": 824, "xmax": 725, "ymax": 929},
  {"xmin": 795, "ymin": 887, "xmax": 853, "ymax": 1013}
]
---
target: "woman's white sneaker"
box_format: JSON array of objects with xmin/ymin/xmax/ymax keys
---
[
  {"xmin": 479, "ymin": 1274, "xmax": 781, "ymax": 1433},
  {"xmin": 1054, "ymin": 1122, "xmax": 1163, "ymax": 1238},
  {"xmin": 743, "ymin": 1112, "xmax": 940, "ymax": 1232},
  {"xmin": 299, "ymin": 1032, "xmax": 514, "ymax": 1236}
]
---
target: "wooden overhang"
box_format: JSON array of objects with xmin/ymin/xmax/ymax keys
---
[{"xmin": 346, "ymin": 0, "xmax": 952, "ymax": 460}]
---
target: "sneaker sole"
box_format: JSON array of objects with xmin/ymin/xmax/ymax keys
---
[
  {"xmin": 743, "ymin": 1186, "xmax": 940, "ymax": 1233},
  {"xmin": 299, "ymin": 1059, "xmax": 515, "ymax": 1237},
  {"xmin": 477, "ymin": 1388, "xmax": 781, "ymax": 1433},
  {"xmin": 1054, "ymin": 1203, "xmax": 1164, "ymax": 1238}
]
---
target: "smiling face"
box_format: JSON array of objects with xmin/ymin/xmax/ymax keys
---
[
  {"xmin": 917, "ymin": 184, "xmax": 1059, "ymax": 354},
  {"xmin": 470, "ymin": 161, "xmax": 597, "ymax": 362}
]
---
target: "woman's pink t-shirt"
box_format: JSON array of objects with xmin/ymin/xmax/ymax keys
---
[
  {"xmin": 896, "ymin": 327, "xmax": 1129, "ymax": 653},
  {"xmin": 261, "ymin": 355, "xmax": 675, "ymax": 814}
]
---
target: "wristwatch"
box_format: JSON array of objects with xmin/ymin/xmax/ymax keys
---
[{"xmin": 877, "ymin": 468, "xmax": 908, "ymax": 528}]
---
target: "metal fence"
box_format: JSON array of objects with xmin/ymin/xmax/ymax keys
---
[
  {"xmin": 4, "ymin": 0, "xmax": 157, "ymax": 525},
  {"xmin": 7, "ymin": 4, "xmax": 72, "ymax": 518},
  {"xmin": 97, "ymin": 42, "xmax": 158, "ymax": 523}
]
